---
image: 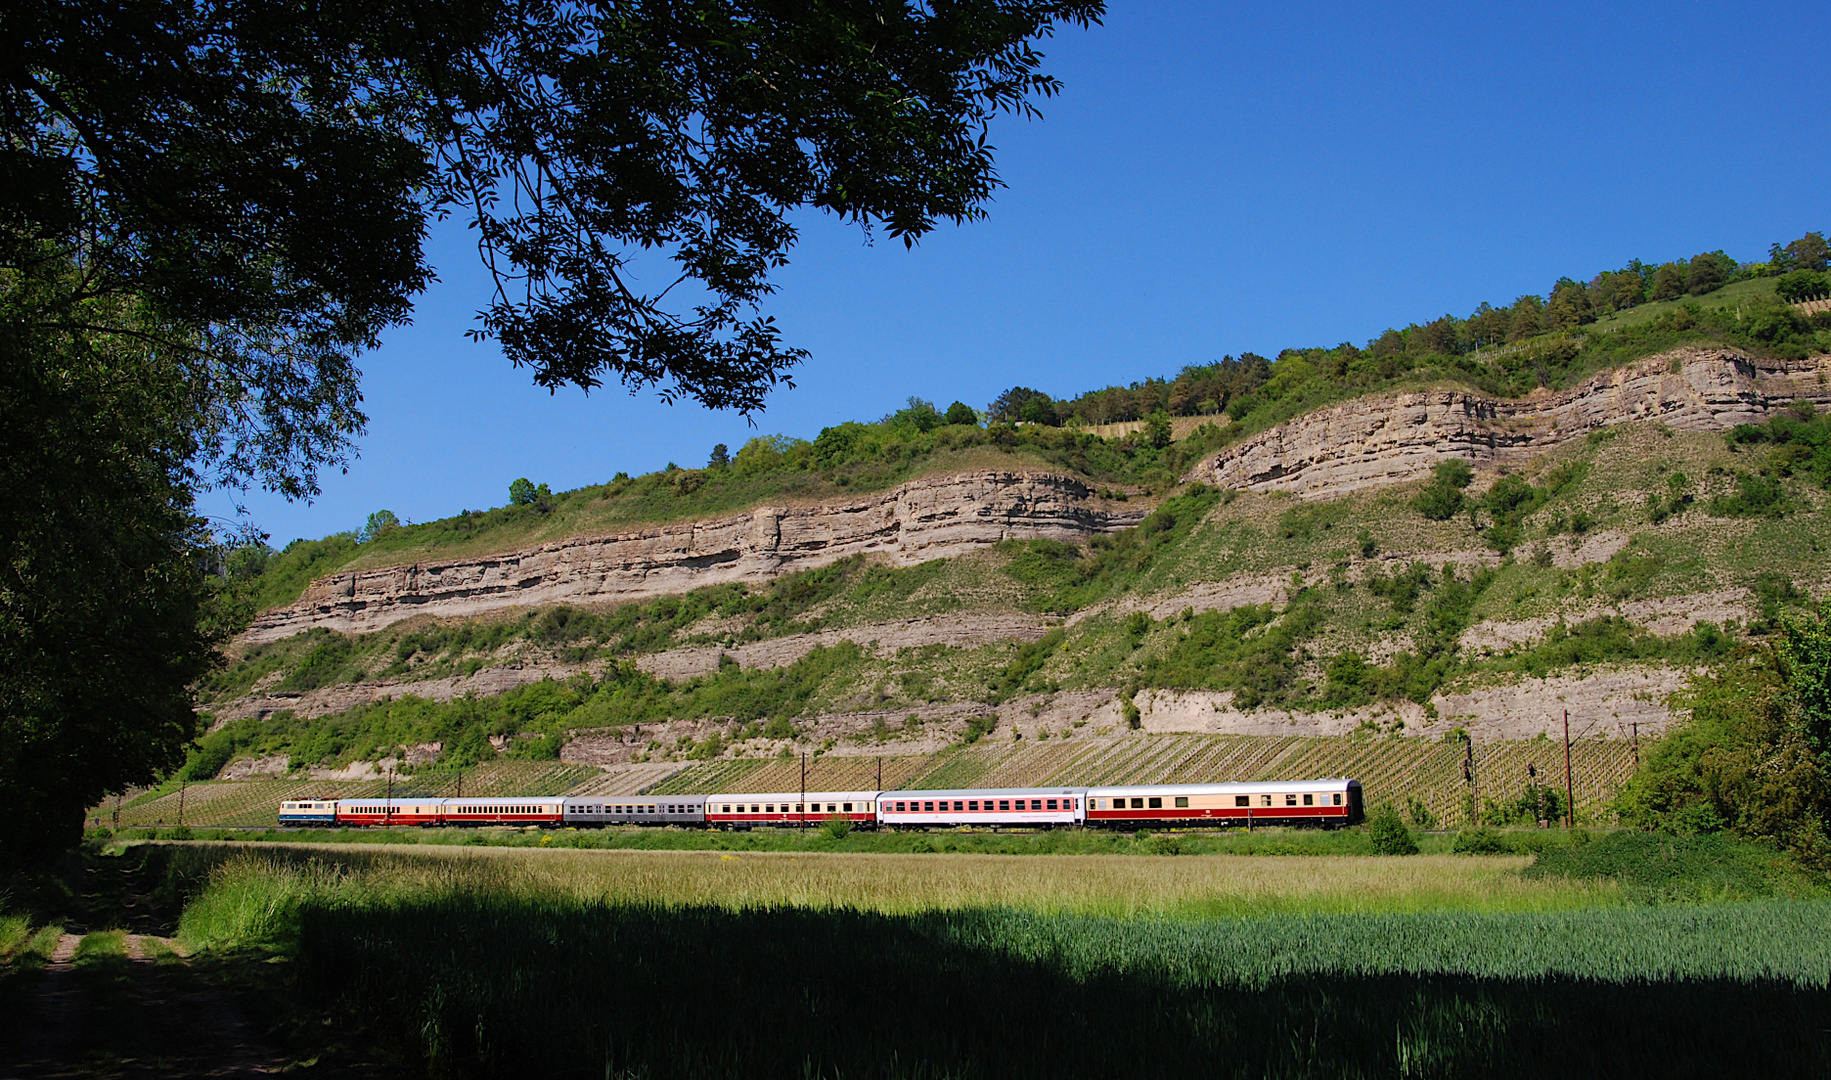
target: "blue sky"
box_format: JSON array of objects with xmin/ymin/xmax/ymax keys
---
[{"xmin": 204, "ymin": 0, "xmax": 1831, "ymax": 546}]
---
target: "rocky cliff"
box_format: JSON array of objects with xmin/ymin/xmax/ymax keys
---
[
  {"xmin": 242, "ymin": 471, "xmax": 1144, "ymax": 643},
  {"xmin": 1187, "ymin": 348, "xmax": 1831, "ymax": 496}
]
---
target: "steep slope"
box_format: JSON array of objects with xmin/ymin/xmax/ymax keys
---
[{"xmin": 181, "ymin": 342, "xmax": 1831, "ymax": 826}]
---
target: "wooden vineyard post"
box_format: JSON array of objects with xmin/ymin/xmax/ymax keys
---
[
  {"xmin": 1563, "ymin": 709, "xmax": 1575, "ymax": 829},
  {"xmin": 800, "ymin": 752, "xmax": 807, "ymax": 831}
]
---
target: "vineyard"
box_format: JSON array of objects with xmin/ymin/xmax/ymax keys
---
[
  {"xmin": 97, "ymin": 761, "xmax": 606, "ymax": 828},
  {"xmin": 650, "ymin": 733, "xmax": 1637, "ymax": 826},
  {"xmin": 98, "ymin": 735, "xmax": 1641, "ymax": 829}
]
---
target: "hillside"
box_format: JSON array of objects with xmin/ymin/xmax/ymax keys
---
[{"xmin": 163, "ymin": 244, "xmax": 1831, "ymax": 825}]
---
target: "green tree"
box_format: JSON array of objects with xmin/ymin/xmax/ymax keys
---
[
  {"xmin": 945, "ymin": 401, "xmax": 980, "ymax": 427},
  {"xmin": 1786, "ymin": 232, "xmax": 1829, "ymax": 273},
  {"xmin": 359, "ymin": 509, "xmax": 401, "ymax": 543},
  {"xmin": 0, "ymin": 261, "xmax": 222, "ymax": 862},
  {"xmin": 990, "ymin": 386, "xmax": 1058, "ymax": 425},
  {"xmin": 1143, "ymin": 410, "xmax": 1174, "ymax": 449},
  {"xmin": 1615, "ymin": 653, "xmax": 1830, "ymax": 858},
  {"xmin": 708, "ymin": 443, "xmax": 731, "ymax": 468},
  {"xmin": 7, "ymin": 0, "xmax": 1103, "ymax": 422},
  {"xmin": 1776, "ymin": 271, "xmax": 1831, "ymax": 304},
  {"xmin": 889, "ymin": 397, "xmax": 945, "ymax": 433},
  {"xmin": 1649, "ymin": 263, "xmax": 1687, "ymax": 302},
  {"xmin": 1544, "ymin": 278, "xmax": 1594, "ymax": 330},
  {"xmin": 1687, "ymin": 251, "xmax": 1730, "ymax": 295},
  {"xmin": 509, "ymin": 478, "xmax": 538, "ymax": 506},
  {"xmin": 1465, "ymin": 302, "xmax": 1509, "ymax": 348},
  {"xmin": 1778, "ymin": 601, "xmax": 1831, "ymax": 756},
  {"xmin": 1506, "ymin": 295, "xmax": 1545, "ymax": 342}
]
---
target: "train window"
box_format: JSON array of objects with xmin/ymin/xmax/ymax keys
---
[
  {"xmin": 1148, "ymin": 797, "xmax": 1162, "ymax": 809},
  {"xmin": 765, "ymin": 805, "xmax": 774, "ymax": 813},
  {"xmin": 1261, "ymin": 795, "xmax": 1273, "ymax": 807},
  {"xmin": 843, "ymin": 803, "xmax": 853, "ymax": 813},
  {"xmin": 1175, "ymin": 797, "xmax": 1189, "ymax": 808},
  {"xmin": 923, "ymin": 801, "xmax": 934, "ymax": 812},
  {"xmin": 999, "ymin": 800, "xmax": 1010, "ymax": 811},
  {"xmin": 1047, "ymin": 799, "xmax": 1058, "ymax": 810},
  {"xmin": 1333, "ymin": 793, "xmax": 1343, "ymax": 805},
  {"xmin": 1235, "ymin": 796, "xmax": 1250, "ymax": 807},
  {"xmin": 1303, "ymin": 794, "xmax": 1314, "ymax": 806},
  {"xmin": 968, "ymin": 800, "xmax": 979, "ymax": 811},
  {"xmin": 1285, "ymin": 794, "xmax": 1297, "ymax": 806},
  {"xmin": 1131, "ymin": 798, "xmax": 1145, "ymax": 809}
]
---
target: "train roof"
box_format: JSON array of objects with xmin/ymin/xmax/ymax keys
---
[
  {"xmin": 1086, "ymin": 779, "xmax": 1361, "ymax": 795},
  {"xmin": 564, "ymin": 793, "xmax": 705, "ymax": 802},
  {"xmin": 881, "ymin": 787, "xmax": 1085, "ymax": 798},
  {"xmin": 338, "ymin": 796, "xmax": 560, "ymax": 807},
  {"xmin": 705, "ymin": 790, "xmax": 881, "ymax": 802}
]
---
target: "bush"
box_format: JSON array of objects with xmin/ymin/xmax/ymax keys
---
[
  {"xmin": 1367, "ymin": 805, "xmax": 1418, "ymax": 855},
  {"xmin": 1523, "ymin": 830, "xmax": 1812, "ymax": 902},
  {"xmin": 1776, "ymin": 270, "xmax": 1831, "ymax": 304},
  {"xmin": 820, "ymin": 815, "xmax": 853, "ymax": 841},
  {"xmin": 1413, "ymin": 459, "xmax": 1472, "ymax": 520},
  {"xmin": 1615, "ymin": 628, "xmax": 1831, "ymax": 863},
  {"xmin": 1451, "ymin": 828, "xmax": 1508, "ymax": 854}
]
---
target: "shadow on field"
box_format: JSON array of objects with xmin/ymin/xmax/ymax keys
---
[{"xmin": 301, "ymin": 899, "xmax": 1831, "ymax": 1080}]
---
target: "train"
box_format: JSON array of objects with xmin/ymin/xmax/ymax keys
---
[{"xmin": 279, "ymin": 778, "xmax": 1363, "ymax": 830}]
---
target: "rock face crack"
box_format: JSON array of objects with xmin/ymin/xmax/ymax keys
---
[
  {"xmin": 1187, "ymin": 349, "xmax": 1830, "ymax": 498},
  {"xmin": 243, "ymin": 470, "xmax": 1144, "ymax": 642}
]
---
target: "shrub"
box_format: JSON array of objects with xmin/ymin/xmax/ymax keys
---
[
  {"xmin": 1523, "ymin": 830, "xmax": 1806, "ymax": 902},
  {"xmin": 1615, "ymin": 638, "xmax": 1831, "ymax": 863},
  {"xmin": 1776, "ymin": 270, "xmax": 1831, "ymax": 304},
  {"xmin": 961, "ymin": 715, "xmax": 998, "ymax": 744},
  {"xmin": 1451, "ymin": 828, "xmax": 1508, "ymax": 854},
  {"xmin": 1367, "ymin": 805, "xmax": 1418, "ymax": 855},
  {"xmin": 820, "ymin": 815, "xmax": 853, "ymax": 841},
  {"xmin": 1413, "ymin": 459, "xmax": 1472, "ymax": 520}
]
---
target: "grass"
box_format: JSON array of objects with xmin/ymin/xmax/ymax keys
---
[
  {"xmin": 147, "ymin": 842, "xmax": 1831, "ymax": 1078},
  {"xmin": 176, "ymin": 844, "xmax": 1614, "ymax": 923}
]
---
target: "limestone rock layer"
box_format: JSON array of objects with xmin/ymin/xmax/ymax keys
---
[
  {"xmin": 1188, "ymin": 349, "xmax": 1831, "ymax": 496},
  {"xmin": 243, "ymin": 471, "xmax": 1142, "ymax": 643}
]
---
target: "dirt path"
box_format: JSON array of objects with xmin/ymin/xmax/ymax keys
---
[{"xmin": 1, "ymin": 931, "xmax": 288, "ymax": 1078}]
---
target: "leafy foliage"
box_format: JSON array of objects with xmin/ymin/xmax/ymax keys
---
[
  {"xmin": 0, "ymin": 257, "xmax": 223, "ymax": 862},
  {"xmin": 1614, "ymin": 635, "xmax": 1831, "ymax": 862},
  {"xmin": 1000, "ymin": 485, "xmax": 1227, "ymax": 612},
  {"xmin": 8, "ymin": 0, "xmax": 1104, "ymax": 422},
  {"xmin": 1367, "ymin": 804, "xmax": 1419, "ymax": 855},
  {"xmin": 1726, "ymin": 400, "xmax": 1831, "ymax": 490},
  {"xmin": 1524, "ymin": 831, "xmax": 1815, "ymax": 903},
  {"xmin": 1413, "ymin": 459, "xmax": 1472, "ymax": 520}
]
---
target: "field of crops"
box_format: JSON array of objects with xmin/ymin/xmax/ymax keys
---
[{"xmin": 162, "ymin": 844, "xmax": 1831, "ymax": 1078}]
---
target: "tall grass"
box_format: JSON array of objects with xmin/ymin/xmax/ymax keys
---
[
  {"xmin": 159, "ymin": 846, "xmax": 1831, "ymax": 1078},
  {"xmin": 180, "ymin": 846, "xmax": 1612, "ymax": 925}
]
